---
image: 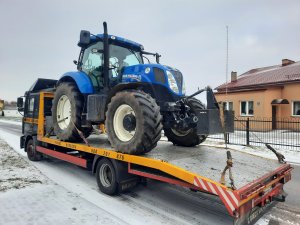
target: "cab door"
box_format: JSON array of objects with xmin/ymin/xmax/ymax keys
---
[
  {"xmin": 81, "ymin": 42, "xmax": 104, "ymax": 92},
  {"xmin": 23, "ymin": 94, "xmax": 39, "ymax": 135}
]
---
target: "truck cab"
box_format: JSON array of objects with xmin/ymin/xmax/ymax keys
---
[{"xmin": 18, "ymin": 78, "xmax": 57, "ymax": 149}]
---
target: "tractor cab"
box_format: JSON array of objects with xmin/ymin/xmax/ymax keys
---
[
  {"xmin": 77, "ymin": 34, "xmax": 144, "ymax": 92},
  {"xmin": 73, "ymin": 23, "xmax": 185, "ymax": 99}
]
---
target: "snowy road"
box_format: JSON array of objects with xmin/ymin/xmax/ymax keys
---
[{"xmin": 0, "ymin": 120, "xmax": 299, "ymax": 225}]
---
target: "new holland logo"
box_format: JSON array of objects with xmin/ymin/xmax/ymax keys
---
[{"xmin": 123, "ymin": 74, "xmax": 141, "ymax": 82}]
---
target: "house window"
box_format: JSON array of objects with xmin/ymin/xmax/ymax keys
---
[
  {"xmin": 240, "ymin": 101, "xmax": 254, "ymax": 116},
  {"xmin": 222, "ymin": 101, "xmax": 233, "ymax": 110},
  {"xmin": 292, "ymin": 101, "xmax": 300, "ymax": 116}
]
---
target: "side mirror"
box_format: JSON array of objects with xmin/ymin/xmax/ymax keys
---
[
  {"xmin": 91, "ymin": 48, "xmax": 104, "ymax": 54},
  {"xmin": 79, "ymin": 30, "xmax": 91, "ymax": 47},
  {"xmin": 17, "ymin": 97, "xmax": 24, "ymax": 112}
]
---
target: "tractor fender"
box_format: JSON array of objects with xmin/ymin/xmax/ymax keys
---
[
  {"xmin": 103, "ymin": 82, "xmax": 156, "ymax": 118},
  {"xmin": 107, "ymin": 82, "xmax": 179, "ymax": 108},
  {"xmin": 107, "ymin": 82, "xmax": 155, "ymax": 104},
  {"xmin": 58, "ymin": 71, "xmax": 94, "ymax": 94}
]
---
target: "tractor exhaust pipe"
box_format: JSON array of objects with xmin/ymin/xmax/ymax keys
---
[
  {"xmin": 103, "ymin": 22, "xmax": 109, "ymax": 89},
  {"xmin": 103, "ymin": 21, "xmax": 108, "ymax": 34}
]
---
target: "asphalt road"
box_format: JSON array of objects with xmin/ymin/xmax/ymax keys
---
[{"xmin": 0, "ymin": 120, "xmax": 299, "ymax": 224}]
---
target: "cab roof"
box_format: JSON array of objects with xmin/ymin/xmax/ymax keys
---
[{"xmin": 90, "ymin": 34, "xmax": 143, "ymax": 51}]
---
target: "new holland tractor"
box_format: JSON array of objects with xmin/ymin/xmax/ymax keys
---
[{"xmin": 52, "ymin": 22, "xmax": 233, "ymax": 154}]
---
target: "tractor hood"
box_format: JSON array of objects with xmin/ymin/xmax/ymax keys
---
[{"xmin": 121, "ymin": 64, "xmax": 185, "ymax": 96}]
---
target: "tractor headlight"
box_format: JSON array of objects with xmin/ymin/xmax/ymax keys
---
[
  {"xmin": 182, "ymin": 80, "xmax": 186, "ymax": 95},
  {"xmin": 166, "ymin": 71, "xmax": 179, "ymax": 94}
]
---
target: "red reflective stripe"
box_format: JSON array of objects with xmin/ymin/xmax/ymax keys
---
[
  {"xmin": 215, "ymin": 185, "xmax": 235, "ymax": 214},
  {"xmin": 207, "ymin": 182, "xmax": 218, "ymax": 195},
  {"xmin": 227, "ymin": 191, "xmax": 239, "ymax": 207},
  {"xmin": 194, "ymin": 176, "xmax": 238, "ymax": 216},
  {"xmin": 199, "ymin": 178, "xmax": 208, "ymax": 191},
  {"xmin": 194, "ymin": 176, "xmax": 202, "ymax": 188},
  {"xmin": 36, "ymin": 146, "xmax": 87, "ymax": 168},
  {"xmin": 223, "ymin": 189, "xmax": 238, "ymax": 208}
]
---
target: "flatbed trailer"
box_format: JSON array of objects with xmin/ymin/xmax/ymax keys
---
[{"xmin": 21, "ymin": 92, "xmax": 293, "ymax": 225}]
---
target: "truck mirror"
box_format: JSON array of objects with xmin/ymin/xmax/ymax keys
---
[
  {"xmin": 17, "ymin": 97, "xmax": 24, "ymax": 111},
  {"xmin": 79, "ymin": 30, "xmax": 91, "ymax": 46}
]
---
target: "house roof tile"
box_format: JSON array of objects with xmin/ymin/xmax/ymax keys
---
[{"xmin": 216, "ymin": 61, "xmax": 300, "ymax": 91}]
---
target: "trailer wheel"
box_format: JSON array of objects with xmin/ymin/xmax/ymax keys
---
[
  {"xmin": 96, "ymin": 158, "xmax": 118, "ymax": 195},
  {"xmin": 164, "ymin": 98, "xmax": 207, "ymax": 147},
  {"xmin": 52, "ymin": 82, "xmax": 92, "ymax": 141},
  {"xmin": 106, "ymin": 91, "xmax": 162, "ymax": 155},
  {"xmin": 26, "ymin": 139, "xmax": 42, "ymax": 161}
]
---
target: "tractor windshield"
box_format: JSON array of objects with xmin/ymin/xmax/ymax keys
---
[
  {"xmin": 80, "ymin": 41, "xmax": 143, "ymax": 91},
  {"xmin": 109, "ymin": 44, "xmax": 143, "ymax": 79}
]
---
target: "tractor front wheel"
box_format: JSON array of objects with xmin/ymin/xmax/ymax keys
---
[
  {"xmin": 164, "ymin": 98, "xmax": 207, "ymax": 147},
  {"xmin": 105, "ymin": 91, "xmax": 162, "ymax": 155}
]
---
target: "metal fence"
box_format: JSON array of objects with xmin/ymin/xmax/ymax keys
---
[{"xmin": 208, "ymin": 117, "xmax": 300, "ymax": 150}]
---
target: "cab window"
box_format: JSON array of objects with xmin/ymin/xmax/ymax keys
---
[
  {"xmin": 109, "ymin": 44, "xmax": 142, "ymax": 81},
  {"xmin": 82, "ymin": 42, "xmax": 104, "ymax": 91},
  {"xmin": 25, "ymin": 96, "xmax": 37, "ymax": 118},
  {"xmin": 29, "ymin": 98, "xmax": 35, "ymax": 112}
]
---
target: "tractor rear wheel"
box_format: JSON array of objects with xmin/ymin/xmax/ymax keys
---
[
  {"xmin": 164, "ymin": 98, "xmax": 207, "ymax": 147},
  {"xmin": 52, "ymin": 82, "xmax": 92, "ymax": 142},
  {"xmin": 105, "ymin": 91, "xmax": 162, "ymax": 155}
]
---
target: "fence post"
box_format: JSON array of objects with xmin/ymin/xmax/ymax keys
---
[
  {"xmin": 224, "ymin": 133, "xmax": 229, "ymax": 144},
  {"xmin": 246, "ymin": 118, "xmax": 250, "ymax": 145}
]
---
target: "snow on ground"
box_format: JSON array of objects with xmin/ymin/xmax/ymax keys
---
[
  {"xmin": 1, "ymin": 109, "xmax": 22, "ymax": 118},
  {"xmin": 203, "ymin": 138, "xmax": 300, "ymax": 164},
  {"xmin": 256, "ymin": 204, "xmax": 300, "ymax": 225},
  {"xmin": 0, "ymin": 109, "xmax": 22, "ymax": 123},
  {"xmin": 0, "ymin": 137, "xmax": 129, "ymax": 225},
  {"xmin": 0, "ymin": 118, "xmax": 22, "ymax": 125},
  {"xmin": 208, "ymin": 129, "xmax": 300, "ymax": 151},
  {"xmin": 0, "ymin": 138, "xmax": 48, "ymax": 192}
]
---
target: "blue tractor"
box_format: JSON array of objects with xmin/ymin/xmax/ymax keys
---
[{"xmin": 52, "ymin": 22, "xmax": 233, "ymax": 154}]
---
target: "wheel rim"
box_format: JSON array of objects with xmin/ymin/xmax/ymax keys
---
[
  {"xmin": 113, "ymin": 104, "xmax": 136, "ymax": 142},
  {"xmin": 99, "ymin": 164, "xmax": 113, "ymax": 187},
  {"xmin": 171, "ymin": 128, "xmax": 192, "ymax": 137},
  {"xmin": 56, "ymin": 95, "xmax": 71, "ymax": 130}
]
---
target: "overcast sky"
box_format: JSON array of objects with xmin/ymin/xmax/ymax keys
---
[{"xmin": 0, "ymin": 0, "xmax": 299, "ymax": 101}]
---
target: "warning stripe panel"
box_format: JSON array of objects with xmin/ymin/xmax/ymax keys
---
[
  {"xmin": 207, "ymin": 182, "xmax": 218, "ymax": 195},
  {"xmin": 194, "ymin": 176, "xmax": 239, "ymax": 216}
]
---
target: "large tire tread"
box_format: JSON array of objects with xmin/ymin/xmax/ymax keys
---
[
  {"xmin": 52, "ymin": 82, "xmax": 92, "ymax": 142},
  {"xmin": 106, "ymin": 91, "xmax": 162, "ymax": 155}
]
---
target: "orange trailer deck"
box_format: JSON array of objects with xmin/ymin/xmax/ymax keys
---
[{"xmin": 25, "ymin": 92, "xmax": 292, "ymax": 225}]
